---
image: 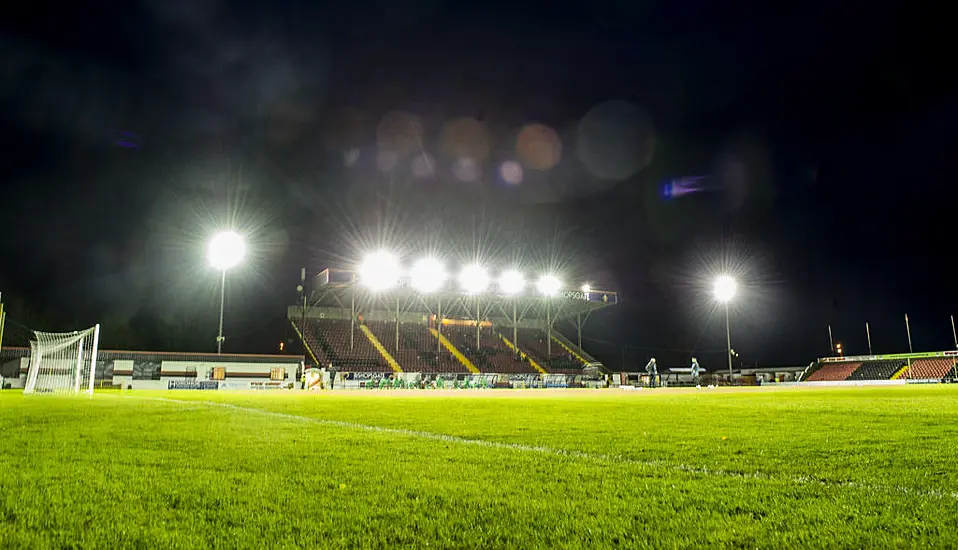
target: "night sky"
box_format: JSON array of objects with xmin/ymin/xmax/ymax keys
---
[{"xmin": 2, "ymin": 0, "xmax": 956, "ymax": 368}]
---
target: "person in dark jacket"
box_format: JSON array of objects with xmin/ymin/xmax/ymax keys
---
[{"xmin": 644, "ymin": 357, "xmax": 658, "ymax": 388}]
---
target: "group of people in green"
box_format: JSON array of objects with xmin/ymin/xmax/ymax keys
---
[{"xmin": 365, "ymin": 375, "xmax": 492, "ymax": 390}]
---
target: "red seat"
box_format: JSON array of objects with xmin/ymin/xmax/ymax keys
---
[
  {"xmin": 807, "ymin": 362, "xmax": 861, "ymax": 381},
  {"xmin": 906, "ymin": 358, "xmax": 956, "ymax": 379}
]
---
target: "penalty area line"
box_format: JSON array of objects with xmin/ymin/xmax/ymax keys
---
[{"xmin": 120, "ymin": 394, "xmax": 958, "ymax": 502}]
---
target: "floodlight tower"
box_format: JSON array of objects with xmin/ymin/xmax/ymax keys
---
[
  {"xmin": 500, "ymin": 270, "xmax": 525, "ymax": 347},
  {"xmin": 459, "ymin": 264, "xmax": 490, "ymax": 348},
  {"xmin": 713, "ymin": 275, "xmax": 737, "ymax": 381},
  {"xmin": 537, "ymin": 274, "xmax": 562, "ymax": 355},
  {"xmin": 207, "ymin": 231, "xmax": 246, "ymax": 354},
  {"xmin": 359, "ymin": 251, "xmax": 401, "ymax": 351},
  {"xmin": 411, "ymin": 258, "xmax": 447, "ymax": 354}
]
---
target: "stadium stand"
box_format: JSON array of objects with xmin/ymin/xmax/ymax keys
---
[
  {"xmin": 297, "ymin": 317, "xmax": 584, "ymax": 375},
  {"xmin": 443, "ymin": 324, "xmax": 538, "ymax": 374},
  {"xmin": 550, "ymin": 332, "xmax": 596, "ymax": 366},
  {"xmin": 297, "ymin": 319, "xmax": 388, "ymax": 372},
  {"xmin": 367, "ymin": 321, "xmax": 464, "ymax": 373},
  {"xmin": 515, "ymin": 328, "xmax": 582, "ymax": 373},
  {"xmin": 288, "ymin": 267, "xmax": 617, "ymax": 376},
  {"xmin": 847, "ymin": 360, "xmax": 905, "ymax": 381},
  {"xmin": 806, "ymin": 362, "xmax": 862, "ymax": 381},
  {"xmin": 905, "ymin": 358, "xmax": 957, "ymax": 380}
]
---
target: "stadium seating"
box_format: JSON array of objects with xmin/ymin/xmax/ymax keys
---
[
  {"xmin": 515, "ymin": 328, "xmax": 583, "ymax": 373},
  {"xmin": 906, "ymin": 358, "xmax": 957, "ymax": 380},
  {"xmin": 367, "ymin": 321, "xmax": 464, "ymax": 373},
  {"xmin": 806, "ymin": 362, "xmax": 861, "ymax": 381},
  {"xmin": 299, "ymin": 319, "xmax": 388, "ymax": 372},
  {"xmin": 443, "ymin": 324, "xmax": 538, "ymax": 374},
  {"xmin": 847, "ymin": 360, "xmax": 905, "ymax": 381},
  {"xmin": 295, "ymin": 317, "xmax": 598, "ymax": 375}
]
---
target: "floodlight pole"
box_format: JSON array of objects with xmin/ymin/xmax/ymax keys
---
[
  {"xmin": 300, "ymin": 268, "xmax": 308, "ymax": 344},
  {"xmin": 512, "ymin": 299, "xmax": 518, "ymax": 349},
  {"xmin": 216, "ymin": 270, "xmax": 227, "ymax": 354},
  {"xmin": 866, "ymin": 322, "xmax": 873, "ymax": 355},
  {"xmin": 350, "ymin": 284, "xmax": 356, "ymax": 351},
  {"xmin": 476, "ymin": 298, "xmax": 481, "ymax": 349},
  {"xmin": 0, "ymin": 292, "xmax": 6, "ymax": 357},
  {"xmin": 725, "ymin": 302, "xmax": 733, "ymax": 381},
  {"xmin": 577, "ymin": 313, "xmax": 582, "ymax": 350},
  {"xmin": 905, "ymin": 314, "xmax": 913, "ymax": 354},
  {"xmin": 437, "ymin": 299, "xmax": 443, "ymax": 355},
  {"xmin": 827, "ymin": 325, "xmax": 835, "ymax": 354},
  {"xmin": 395, "ymin": 296, "xmax": 400, "ymax": 352},
  {"xmin": 546, "ymin": 299, "xmax": 552, "ymax": 356},
  {"xmin": 951, "ymin": 315, "xmax": 957, "ymax": 350}
]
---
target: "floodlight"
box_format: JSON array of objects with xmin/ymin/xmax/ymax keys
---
[
  {"xmin": 410, "ymin": 258, "xmax": 447, "ymax": 293},
  {"xmin": 581, "ymin": 283, "xmax": 591, "ymax": 293},
  {"xmin": 207, "ymin": 231, "xmax": 246, "ymax": 354},
  {"xmin": 499, "ymin": 270, "xmax": 525, "ymax": 295},
  {"xmin": 359, "ymin": 251, "xmax": 401, "ymax": 291},
  {"xmin": 458, "ymin": 264, "xmax": 489, "ymax": 294},
  {"xmin": 537, "ymin": 274, "xmax": 562, "ymax": 296},
  {"xmin": 713, "ymin": 275, "xmax": 737, "ymax": 303},
  {"xmin": 207, "ymin": 231, "xmax": 246, "ymax": 271}
]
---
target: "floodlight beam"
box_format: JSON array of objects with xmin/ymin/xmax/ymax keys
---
[
  {"xmin": 410, "ymin": 258, "xmax": 447, "ymax": 293},
  {"xmin": 713, "ymin": 275, "xmax": 737, "ymax": 303},
  {"xmin": 537, "ymin": 274, "xmax": 562, "ymax": 296},
  {"xmin": 458, "ymin": 264, "xmax": 490, "ymax": 294},
  {"xmin": 359, "ymin": 251, "xmax": 402, "ymax": 291},
  {"xmin": 499, "ymin": 270, "xmax": 525, "ymax": 295},
  {"xmin": 207, "ymin": 231, "xmax": 246, "ymax": 271}
]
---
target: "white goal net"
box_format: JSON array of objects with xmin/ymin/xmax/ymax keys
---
[{"xmin": 24, "ymin": 325, "xmax": 101, "ymax": 395}]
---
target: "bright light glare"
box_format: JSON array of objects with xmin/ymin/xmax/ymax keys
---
[
  {"xmin": 207, "ymin": 231, "xmax": 246, "ymax": 271},
  {"xmin": 537, "ymin": 274, "xmax": 562, "ymax": 296},
  {"xmin": 499, "ymin": 270, "xmax": 525, "ymax": 295},
  {"xmin": 409, "ymin": 258, "xmax": 447, "ymax": 293},
  {"xmin": 359, "ymin": 251, "xmax": 401, "ymax": 291},
  {"xmin": 458, "ymin": 264, "xmax": 489, "ymax": 294},
  {"xmin": 713, "ymin": 275, "xmax": 737, "ymax": 303},
  {"xmin": 581, "ymin": 283, "xmax": 591, "ymax": 293}
]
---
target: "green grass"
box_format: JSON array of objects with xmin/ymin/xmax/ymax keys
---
[{"xmin": 2, "ymin": 386, "xmax": 958, "ymax": 548}]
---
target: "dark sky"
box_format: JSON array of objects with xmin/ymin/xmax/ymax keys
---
[{"xmin": 2, "ymin": 0, "xmax": 956, "ymax": 367}]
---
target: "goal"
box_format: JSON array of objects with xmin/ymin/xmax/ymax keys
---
[{"xmin": 24, "ymin": 325, "xmax": 101, "ymax": 395}]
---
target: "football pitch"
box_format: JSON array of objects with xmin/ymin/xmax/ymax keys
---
[{"xmin": 2, "ymin": 386, "xmax": 958, "ymax": 548}]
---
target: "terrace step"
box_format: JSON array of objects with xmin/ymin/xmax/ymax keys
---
[
  {"xmin": 430, "ymin": 328, "xmax": 480, "ymax": 374},
  {"xmin": 291, "ymin": 319, "xmax": 321, "ymax": 367},
  {"xmin": 498, "ymin": 333, "xmax": 547, "ymax": 374},
  {"xmin": 360, "ymin": 324, "xmax": 403, "ymax": 373},
  {"xmin": 550, "ymin": 333, "xmax": 590, "ymax": 367},
  {"xmin": 890, "ymin": 363, "xmax": 910, "ymax": 380}
]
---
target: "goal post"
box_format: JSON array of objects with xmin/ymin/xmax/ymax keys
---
[{"xmin": 24, "ymin": 324, "xmax": 101, "ymax": 395}]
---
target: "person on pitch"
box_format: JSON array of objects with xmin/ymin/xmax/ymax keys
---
[
  {"xmin": 691, "ymin": 357, "xmax": 701, "ymax": 387},
  {"xmin": 644, "ymin": 357, "xmax": 658, "ymax": 388}
]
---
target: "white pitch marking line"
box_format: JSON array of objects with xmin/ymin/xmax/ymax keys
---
[{"xmin": 122, "ymin": 395, "xmax": 958, "ymax": 502}]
